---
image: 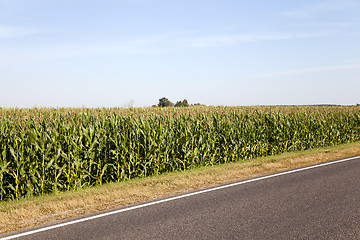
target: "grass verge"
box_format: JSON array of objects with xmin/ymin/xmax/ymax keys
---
[{"xmin": 1, "ymin": 141, "xmax": 360, "ymax": 233}]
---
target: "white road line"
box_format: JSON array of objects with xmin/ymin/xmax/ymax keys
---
[{"xmin": 2, "ymin": 155, "xmax": 359, "ymax": 240}]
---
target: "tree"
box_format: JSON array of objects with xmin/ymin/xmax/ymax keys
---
[
  {"xmin": 158, "ymin": 97, "xmax": 174, "ymax": 107},
  {"xmin": 175, "ymin": 99, "xmax": 189, "ymax": 107},
  {"xmin": 191, "ymin": 103, "xmax": 204, "ymax": 106}
]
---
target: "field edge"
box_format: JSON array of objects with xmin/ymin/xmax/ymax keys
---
[{"xmin": 1, "ymin": 141, "xmax": 360, "ymax": 234}]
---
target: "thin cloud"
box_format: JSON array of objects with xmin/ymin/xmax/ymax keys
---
[
  {"xmin": 1, "ymin": 44, "xmax": 163, "ymax": 60},
  {"xmin": 188, "ymin": 31, "xmax": 332, "ymax": 47},
  {"xmin": 0, "ymin": 30, "xmax": 334, "ymax": 59},
  {"xmin": 252, "ymin": 64, "xmax": 360, "ymax": 79},
  {"xmin": 292, "ymin": 22, "xmax": 360, "ymax": 27},
  {"xmin": 314, "ymin": 0, "xmax": 360, "ymax": 10},
  {"xmin": 0, "ymin": 34, "xmax": 177, "ymax": 60},
  {"xmin": 282, "ymin": 0, "xmax": 360, "ymax": 18},
  {"xmin": 0, "ymin": 25, "xmax": 40, "ymax": 39},
  {"xmin": 0, "ymin": 31, "xmax": 197, "ymax": 60}
]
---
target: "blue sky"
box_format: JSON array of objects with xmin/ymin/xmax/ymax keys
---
[{"xmin": 1, "ymin": 0, "xmax": 360, "ymax": 107}]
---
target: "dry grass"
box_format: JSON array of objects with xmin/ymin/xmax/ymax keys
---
[{"xmin": 1, "ymin": 141, "xmax": 360, "ymax": 233}]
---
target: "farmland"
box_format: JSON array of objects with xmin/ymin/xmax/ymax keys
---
[{"xmin": 1, "ymin": 106, "xmax": 360, "ymax": 201}]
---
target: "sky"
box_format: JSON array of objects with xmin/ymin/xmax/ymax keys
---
[{"xmin": 1, "ymin": 0, "xmax": 360, "ymax": 108}]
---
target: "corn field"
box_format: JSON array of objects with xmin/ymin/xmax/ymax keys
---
[{"xmin": 0, "ymin": 106, "xmax": 359, "ymax": 200}]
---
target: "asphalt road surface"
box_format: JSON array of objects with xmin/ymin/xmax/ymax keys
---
[{"xmin": 2, "ymin": 156, "xmax": 360, "ymax": 240}]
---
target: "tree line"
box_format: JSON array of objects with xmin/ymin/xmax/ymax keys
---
[{"xmin": 154, "ymin": 97, "xmax": 204, "ymax": 107}]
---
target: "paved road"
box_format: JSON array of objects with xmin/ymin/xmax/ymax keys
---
[{"xmin": 2, "ymin": 156, "xmax": 360, "ymax": 240}]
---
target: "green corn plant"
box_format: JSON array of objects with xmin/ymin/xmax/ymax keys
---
[{"xmin": 0, "ymin": 106, "xmax": 360, "ymax": 200}]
